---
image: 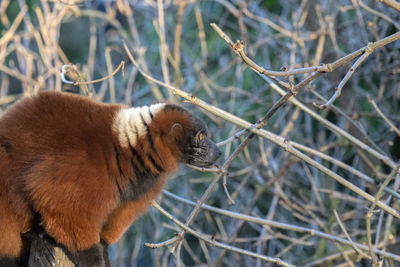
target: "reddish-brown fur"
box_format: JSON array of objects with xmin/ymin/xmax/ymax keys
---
[{"xmin": 0, "ymin": 91, "xmax": 193, "ymax": 261}]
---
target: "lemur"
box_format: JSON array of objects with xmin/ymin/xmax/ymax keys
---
[{"xmin": 0, "ymin": 91, "xmax": 221, "ymax": 266}]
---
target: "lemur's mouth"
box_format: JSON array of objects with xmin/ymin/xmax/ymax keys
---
[{"xmin": 186, "ymin": 144, "xmax": 222, "ymax": 168}]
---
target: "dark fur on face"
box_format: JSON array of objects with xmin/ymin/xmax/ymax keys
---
[{"xmin": 181, "ymin": 116, "xmax": 221, "ymax": 167}]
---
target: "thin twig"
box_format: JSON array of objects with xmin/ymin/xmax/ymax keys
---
[
  {"xmin": 62, "ymin": 61, "xmax": 125, "ymax": 86},
  {"xmin": 368, "ymin": 96, "xmax": 400, "ymax": 136},
  {"xmin": 366, "ymin": 165, "xmax": 400, "ymax": 265},
  {"xmin": 378, "ymin": 0, "xmax": 400, "ymax": 12},
  {"xmin": 0, "ymin": 6, "xmax": 27, "ymax": 47},
  {"xmin": 333, "ymin": 210, "xmax": 372, "ymax": 259},
  {"xmin": 358, "ymin": 0, "xmax": 400, "ymax": 30},
  {"xmin": 314, "ymin": 44, "xmax": 373, "ymax": 109}
]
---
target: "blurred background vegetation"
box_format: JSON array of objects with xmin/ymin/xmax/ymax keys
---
[{"xmin": 1, "ymin": 0, "xmax": 400, "ymax": 266}]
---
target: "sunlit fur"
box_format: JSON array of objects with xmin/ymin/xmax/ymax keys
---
[
  {"xmin": 113, "ymin": 104, "xmax": 165, "ymax": 147},
  {"xmin": 0, "ymin": 91, "xmax": 220, "ymax": 266}
]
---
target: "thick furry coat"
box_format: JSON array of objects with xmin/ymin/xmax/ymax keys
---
[{"xmin": 0, "ymin": 91, "xmax": 220, "ymax": 266}]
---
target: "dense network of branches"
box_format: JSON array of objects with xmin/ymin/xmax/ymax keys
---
[{"xmin": 0, "ymin": 0, "xmax": 400, "ymax": 266}]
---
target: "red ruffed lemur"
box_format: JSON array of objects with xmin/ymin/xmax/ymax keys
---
[{"xmin": 0, "ymin": 91, "xmax": 221, "ymax": 267}]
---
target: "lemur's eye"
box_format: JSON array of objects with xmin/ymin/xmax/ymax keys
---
[{"xmin": 198, "ymin": 133, "xmax": 204, "ymax": 141}]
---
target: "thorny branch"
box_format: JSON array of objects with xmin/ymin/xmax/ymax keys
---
[{"xmin": 211, "ymin": 22, "xmax": 400, "ymax": 109}]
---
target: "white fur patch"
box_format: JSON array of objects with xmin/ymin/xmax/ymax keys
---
[{"xmin": 114, "ymin": 103, "xmax": 165, "ymax": 147}]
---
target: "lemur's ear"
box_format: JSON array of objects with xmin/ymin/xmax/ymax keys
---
[{"xmin": 169, "ymin": 123, "xmax": 183, "ymax": 140}]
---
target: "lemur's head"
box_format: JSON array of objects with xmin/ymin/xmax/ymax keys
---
[
  {"xmin": 179, "ymin": 114, "xmax": 221, "ymax": 167},
  {"xmin": 153, "ymin": 104, "xmax": 221, "ymax": 167}
]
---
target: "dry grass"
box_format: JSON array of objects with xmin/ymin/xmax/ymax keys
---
[{"xmin": 1, "ymin": 0, "xmax": 400, "ymax": 266}]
